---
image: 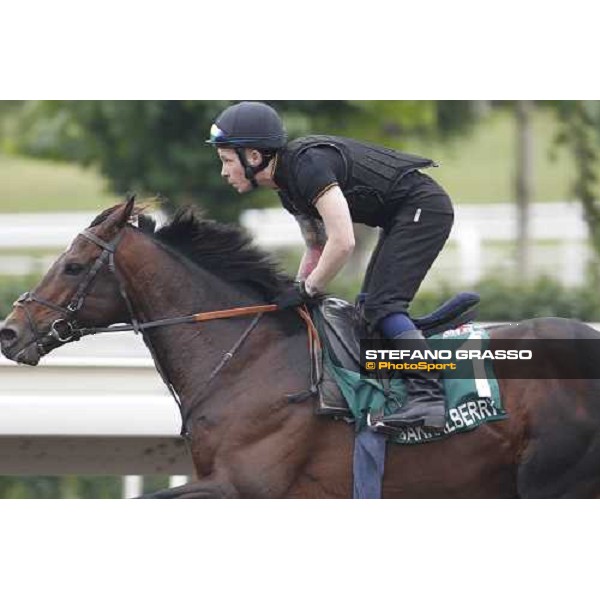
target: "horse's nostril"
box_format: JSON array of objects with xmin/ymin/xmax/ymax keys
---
[{"xmin": 0, "ymin": 326, "xmax": 19, "ymax": 347}]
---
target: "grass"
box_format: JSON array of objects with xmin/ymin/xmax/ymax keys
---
[{"xmin": 0, "ymin": 154, "xmax": 119, "ymax": 213}]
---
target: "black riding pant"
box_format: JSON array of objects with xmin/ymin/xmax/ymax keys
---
[{"xmin": 361, "ymin": 196, "xmax": 454, "ymax": 330}]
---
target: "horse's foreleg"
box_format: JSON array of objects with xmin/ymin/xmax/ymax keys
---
[{"xmin": 137, "ymin": 478, "xmax": 239, "ymax": 499}]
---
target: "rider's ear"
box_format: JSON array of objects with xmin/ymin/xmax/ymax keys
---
[{"xmin": 246, "ymin": 149, "xmax": 262, "ymax": 167}]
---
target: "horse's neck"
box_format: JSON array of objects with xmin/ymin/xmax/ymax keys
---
[{"xmin": 117, "ymin": 230, "xmax": 260, "ymax": 398}]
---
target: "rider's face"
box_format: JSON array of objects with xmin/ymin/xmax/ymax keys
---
[{"xmin": 217, "ymin": 148, "xmax": 254, "ymax": 193}]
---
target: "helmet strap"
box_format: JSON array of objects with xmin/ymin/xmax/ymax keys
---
[{"xmin": 235, "ymin": 148, "xmax": 274, "ymax": 190}]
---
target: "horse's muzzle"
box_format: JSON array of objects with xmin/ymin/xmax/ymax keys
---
[
  {"xmin": 0, "ymin": 323, "xmax": 19, "ymax": 351},
  {"xmin": 0, "ymin": 319, "xmax": 42, "ymax": 365},
  {"xmin": 0, "ymin": 319, "xmax": 23, "ymax": 357}
]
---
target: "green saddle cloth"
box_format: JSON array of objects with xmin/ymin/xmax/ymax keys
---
[{"xmin": 324, "ymin": 325, "xmax": 507, "ymax": 445}]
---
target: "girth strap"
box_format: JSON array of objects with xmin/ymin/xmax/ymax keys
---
[{"xmin": 286, "ymin": 306, "xmax": 323, "ymax": 403}]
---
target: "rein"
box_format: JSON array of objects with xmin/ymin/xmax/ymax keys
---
[
  {"xmin": 14, "ymin": 226, "xmax": 322, "ymax": 439},
  {"xmin": 77, "ymin": 303, "xmax": 281, "ymax": 336}
]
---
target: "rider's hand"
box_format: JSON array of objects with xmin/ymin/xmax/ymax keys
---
[{"xmin": 274, "ymin": 281, "xmax": 323, "ymax": 309}]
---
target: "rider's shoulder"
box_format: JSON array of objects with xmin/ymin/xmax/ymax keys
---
[{"xmin": 283, "ymin": 136, "xmax": 345, "ymax": 167}]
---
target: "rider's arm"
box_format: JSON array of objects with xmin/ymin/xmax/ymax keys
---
[
  {"xmin": 295, "ymin": 215, "xmax": 328, "ymax": 281},
  {"xmin": 303, "ymin": 185, "xmax": 355, "ymax": 295}
]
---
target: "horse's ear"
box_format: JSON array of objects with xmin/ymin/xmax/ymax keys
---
[
  {"xmin": 121, "ymin": 193, "xmax": 136, "ymax": 226},
  {"xmin": 99, "ymin": 193, "xmax": 137, "ymax": 236},
  {"xmin": 111, "ymin": 193, "xmax": 136, "ymax": 229}
]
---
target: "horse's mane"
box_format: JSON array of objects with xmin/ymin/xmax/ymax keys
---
[{"xmin": 90, "ymin": 204, "xmax": 292, "ymax": 300}]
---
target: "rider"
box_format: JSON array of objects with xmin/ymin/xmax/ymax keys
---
[{"xmin": 206, "ymin": 101, "xmax": 454, "ymax": 432}]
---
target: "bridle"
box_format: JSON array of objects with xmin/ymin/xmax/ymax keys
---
[
  {"xmin": 12, "ymin": 224, "xmax": 322, "ymax": 438},
  {"xmin": 14, "ymin": 230, "xmax": 129, "ymax": 353}
]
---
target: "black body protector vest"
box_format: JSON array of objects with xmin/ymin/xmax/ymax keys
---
[{"xmin": 277, "ymin": 135, "xmax": 437, "ymax": 227}]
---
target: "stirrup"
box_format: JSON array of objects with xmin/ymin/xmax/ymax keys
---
[
  {"xmin": 367, "ymin": 418, "xmax": 405, "ymax": 436},
  {"xmin": 368, "ymin": 409, "xmax": 445, "ymax": 433},
  {"xmin": 367, "ymin": 412, "xmax": 427, "ymax": 436}
]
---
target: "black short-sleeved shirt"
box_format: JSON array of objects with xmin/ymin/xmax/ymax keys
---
[
  {"xmin": 291, "ymin": 146, "xmax": 346, "ymax": 208},
  {"xmin": 274, "ymin": 137, "xmax": 453, "ymax": 226}
]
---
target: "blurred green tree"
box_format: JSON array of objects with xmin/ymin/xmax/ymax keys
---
[{"xmin": 552, "ymin": 100, "xmax": 600, "ymax": 280}]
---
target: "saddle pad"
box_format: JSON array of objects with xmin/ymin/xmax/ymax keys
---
[{"xmin": 324, "ymin": 324, "xmax": 507, "ymax": 445}]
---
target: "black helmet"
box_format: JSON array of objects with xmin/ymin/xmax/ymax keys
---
[{"xmin": 207, "ymin": 101, "xmax": 287, "ymax": 150}]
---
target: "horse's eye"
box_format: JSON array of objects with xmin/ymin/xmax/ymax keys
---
[{"xmin": 64, "ymin": 262, "xmax": 85, "ymax": 276}]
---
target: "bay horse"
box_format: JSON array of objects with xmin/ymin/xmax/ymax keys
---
[{"xmin": 2, "ymin": 196, "xmax": 600, "ymax": 498}]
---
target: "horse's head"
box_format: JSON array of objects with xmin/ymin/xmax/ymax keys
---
[{"xmin": 0, "ymin": 196, "xmax": 137, "ymax": 365}]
